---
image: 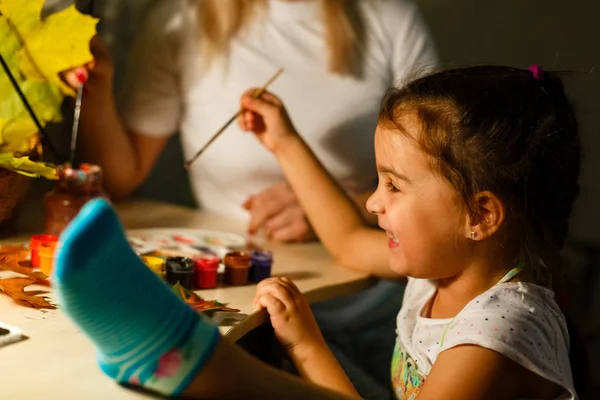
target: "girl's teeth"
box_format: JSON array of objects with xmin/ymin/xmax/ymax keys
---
[{"xmin": 388, "ymin": 232, "xmax": 398, "ymax": 243}]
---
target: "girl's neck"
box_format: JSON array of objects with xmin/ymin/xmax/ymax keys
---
[{"xmin": 429, "ymin": 259, "xmax": 516, "ymax": 319}]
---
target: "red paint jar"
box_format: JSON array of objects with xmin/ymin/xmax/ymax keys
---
[
  {"xmin": 194, "ymin": 256, "xmax": 219, "ymax": 289},
  {"xmin": 223, "ymin": 251, "xmax": 251, "ymax": 286},
  {"xmin": 29, "ymin": 234, "xmax": 58, "ymax": 268}
]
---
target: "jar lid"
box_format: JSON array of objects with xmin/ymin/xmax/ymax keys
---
[
  {"xmin": 250, "ymin": 250, "xmax": 273, "ymax": 265},
  {"xmin": 194, "ymin": 255, "xmax": 219, "ymax": 270},
  {"xmin": 30, "ymin": 234, "xmax": 58, "ymax": 248},
  {"xmin": 224, "ymin": 251, "xmax": 251, "ymax": 268},
  {"xmin": 57, "ymin": 163, "xmax": 103, "ymax": 195},
  {"xmin": 142, "ymin": 256, "xmax": 165, "ymax": 272},
  {"xmin": 166, "ymin": 257, "xmax": 194, "ymax": 273}
]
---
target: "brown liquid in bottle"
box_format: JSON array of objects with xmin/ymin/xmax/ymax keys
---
[{"xmin": 44, "ymin": 164, "xmax": 105, "ymax": 236}]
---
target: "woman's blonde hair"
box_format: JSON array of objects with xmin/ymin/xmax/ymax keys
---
[{"xmin": 199, "ymin": 0, "xmax": 365, "ymax": 76}]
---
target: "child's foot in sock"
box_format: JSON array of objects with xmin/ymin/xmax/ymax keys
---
[{"xmin": 52, "ymin": 198, "xmax": 220, "ymax": 396}]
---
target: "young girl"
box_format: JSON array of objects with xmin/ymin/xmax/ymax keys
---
[{"xmin": 52, "ymin": 65, "xmax": 579, "ymax": 399}]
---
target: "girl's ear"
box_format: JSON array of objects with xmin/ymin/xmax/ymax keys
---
[{"xmin": 465, "ymin": 191, "xmax": 505, "ymax": 240}]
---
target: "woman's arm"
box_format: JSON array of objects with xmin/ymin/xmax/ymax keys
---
[{"xmin": 66, "ymin": 36, "xmax": 169, "ymax": 200}]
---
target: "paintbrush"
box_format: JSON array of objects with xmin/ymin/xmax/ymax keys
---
[
  {"xmin": 69, "ymin": 82, "xmax": 84, "ymax": 167},
  {"xmin": 0, "ymin": 53, "xmax": 62, "ymax": 161},
  {"xmin": 184, "ymin": 68, "xmax": 284, "ymax": 169}
]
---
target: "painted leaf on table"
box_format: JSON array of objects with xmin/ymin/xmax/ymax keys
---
[
  {"xmin": 171, "ymin": 282, "xmax": 240, "ymax": 313},
  {"xmin": 0, "ymin": 277, "xmax": 55, "ymax": 309}
]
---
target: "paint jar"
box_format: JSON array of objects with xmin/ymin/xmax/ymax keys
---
[
  {"xmin": 29, "ymin": 234, "xmax": 58, "ymax": 268},
  {"xmin": 142, "ymin": 256, "xmax": 165, "ymax": 280},
  {"xmin": 44, "ymin": 164, "xmax": 105, "ymax": 236},
  {"xmin": 194, "ymin": 256, "xmax": 219, "ymax": 289},
  {"xmin": 223, "ymin": 251, "xmax": 251, "ymax": 286},
  {"xmin": 39, "ymin": 242, "xmax": 58, "ymax": 277},
  {"xmin": 165, "ymin": 257, "xmax": 194, "ymax": 289},
  {"xmin": 250, "ymin": 251, "xmax": 273, "ymax": 283}
]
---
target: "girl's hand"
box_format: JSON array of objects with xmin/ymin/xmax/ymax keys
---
[
  {"xmin": 60, "ymin": 34, "xmax": 113, "ymax": 98},
  {"xmin": 239, "ymin": 89, "xmax": 300, "ymax": 153},
  {"xmin": 253, "ymin": 277, "xmax": 325, "ymax": 357}
]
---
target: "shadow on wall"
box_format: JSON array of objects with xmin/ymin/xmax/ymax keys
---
[
  {"xmin": 413, "ymin": 2, "xmax": 599, "ymax": 396},
  {"xmin": 414, "ymin": 0, "xmax": 599, "ymax": 244}
]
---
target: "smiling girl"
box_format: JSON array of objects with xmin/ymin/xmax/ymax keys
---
[{"xmin": 52, "ymin": 65, "xmax": 579, "ymax": 399}]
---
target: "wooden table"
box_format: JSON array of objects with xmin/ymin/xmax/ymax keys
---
[{"xmin": 0, "ymin": 200, "xmax": 374, "ymax": 399}]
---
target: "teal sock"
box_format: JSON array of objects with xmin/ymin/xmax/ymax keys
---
[{"xmin": 52, "ymin": 198, "xmax": 220, "ymax": 396}]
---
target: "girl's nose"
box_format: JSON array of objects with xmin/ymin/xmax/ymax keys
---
[{"xmin": 366, "ymin": 189, "xmax": 384, "ymax": 215}]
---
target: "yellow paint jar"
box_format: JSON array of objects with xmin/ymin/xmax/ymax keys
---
[
  {"xmin": 142, "ymin": 256, "xmax": 165, "ymax": 279},
  {"xmin": 39, "ymin": 242, "xmax": 58, "ymax": 277}
]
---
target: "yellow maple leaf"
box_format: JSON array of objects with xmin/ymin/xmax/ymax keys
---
[
  {"xmin": 0, "ymin": 0, "xmax": 98, "ymax": 97},
  {"xmin": 0, "ymin": 0, "xmax": 97, "ymax": 178},
  {"xmin": 0, "ymin": 153, "xmax": 57, "ymax": 179}
]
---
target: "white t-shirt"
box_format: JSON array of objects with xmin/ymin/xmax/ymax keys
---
[
  {"xmin": 392, "ymin": 278, "xmax": 576, "ymax": 400},
  {"xmin": 119, "ymin": 0, "xmax": 438, "ymax": 220}
]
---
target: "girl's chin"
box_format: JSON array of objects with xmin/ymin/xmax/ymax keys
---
[
  {"xmin": 388, "ymin": 256, "xmax": 410, "ymax": 277},
  {"xmin": 388, "ymin": 256, "xmax": 434, "ymax": 280}
]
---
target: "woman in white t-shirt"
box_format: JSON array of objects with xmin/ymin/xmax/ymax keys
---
[{"xmin": 69, "ymin": 0, "xmax": 437, "ymax": 242}]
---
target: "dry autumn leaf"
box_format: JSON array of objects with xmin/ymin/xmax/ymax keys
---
[
  {"xmin": 0, "ymin": 277, "xmax": 55, "ymax": 309},
  {"xmin": 0, "ymin": 244, "xmax": 48, "ymax": 282}
]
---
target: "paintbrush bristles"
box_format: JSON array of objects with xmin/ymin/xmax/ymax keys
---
[{"xmin": 184, "ymin": 68, "xmax": 284, "ymax": 169}]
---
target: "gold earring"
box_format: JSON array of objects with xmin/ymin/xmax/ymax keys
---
[{"xmin": 470, "ymin": 231, "xmax": 477, "ymax": 239}]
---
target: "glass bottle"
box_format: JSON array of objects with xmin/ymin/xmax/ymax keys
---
[{"xmin": 43, "ymin": 163, "xmax": 105, "ymax": 236}]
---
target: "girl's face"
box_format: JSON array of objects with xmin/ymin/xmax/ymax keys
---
[{"xmin": 367, "ymin": 117, "xmax": 472, "ymax": 279}]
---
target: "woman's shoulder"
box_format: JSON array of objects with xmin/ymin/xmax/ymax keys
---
[
  {"xmin": 142, "ymin": 0, "xmax": 195, "ymax": 39},
  {"xmin": 358, "ymin": 0, "xmax": 424, "ymax": 26}
]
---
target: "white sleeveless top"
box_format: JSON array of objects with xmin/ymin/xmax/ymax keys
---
[{"xmin": 392, "ymin": 277, "xmax": 576, "ymax": 399}]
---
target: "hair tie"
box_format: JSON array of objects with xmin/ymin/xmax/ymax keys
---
[{"xmin": 528, "ymin": 64, "xmax": 543, "ymax": 80}]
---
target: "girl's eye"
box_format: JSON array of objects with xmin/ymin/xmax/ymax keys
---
[{"xmin": 385, "ymin": 181, "xmax": 400, "ymax": 193}]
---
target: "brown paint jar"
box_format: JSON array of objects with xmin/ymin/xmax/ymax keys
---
[
  {"xmin": 44, "ymin": 164, "xmax": 105, "ymax": 236},
  {"xmin": 224, "ymin": 251, "xmax": 251, "ymax": 286}
]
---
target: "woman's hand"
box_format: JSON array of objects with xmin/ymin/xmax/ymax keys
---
[
  {"xmin": 60, "ymin": 34, "xmax": 113, "ymax": 98},
  {"xmin": 243, "ymin": 181, "xmax": 317, "ymax": 242}
]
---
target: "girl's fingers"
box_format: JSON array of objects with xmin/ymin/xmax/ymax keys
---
[
  {"xmin": 257, "ymin": 91, "xmax": 283, "ymax": 106},
  {"xmin": 255, "ymin": 279, "xmax": 296, "ymax": 310},
  {"xmin": 256, "ymin": 294, "xmax": 286, "ymax": 315},
  {"xmin": 279, "ymin": 277, "xmax": 302, "ymax": 296}
]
